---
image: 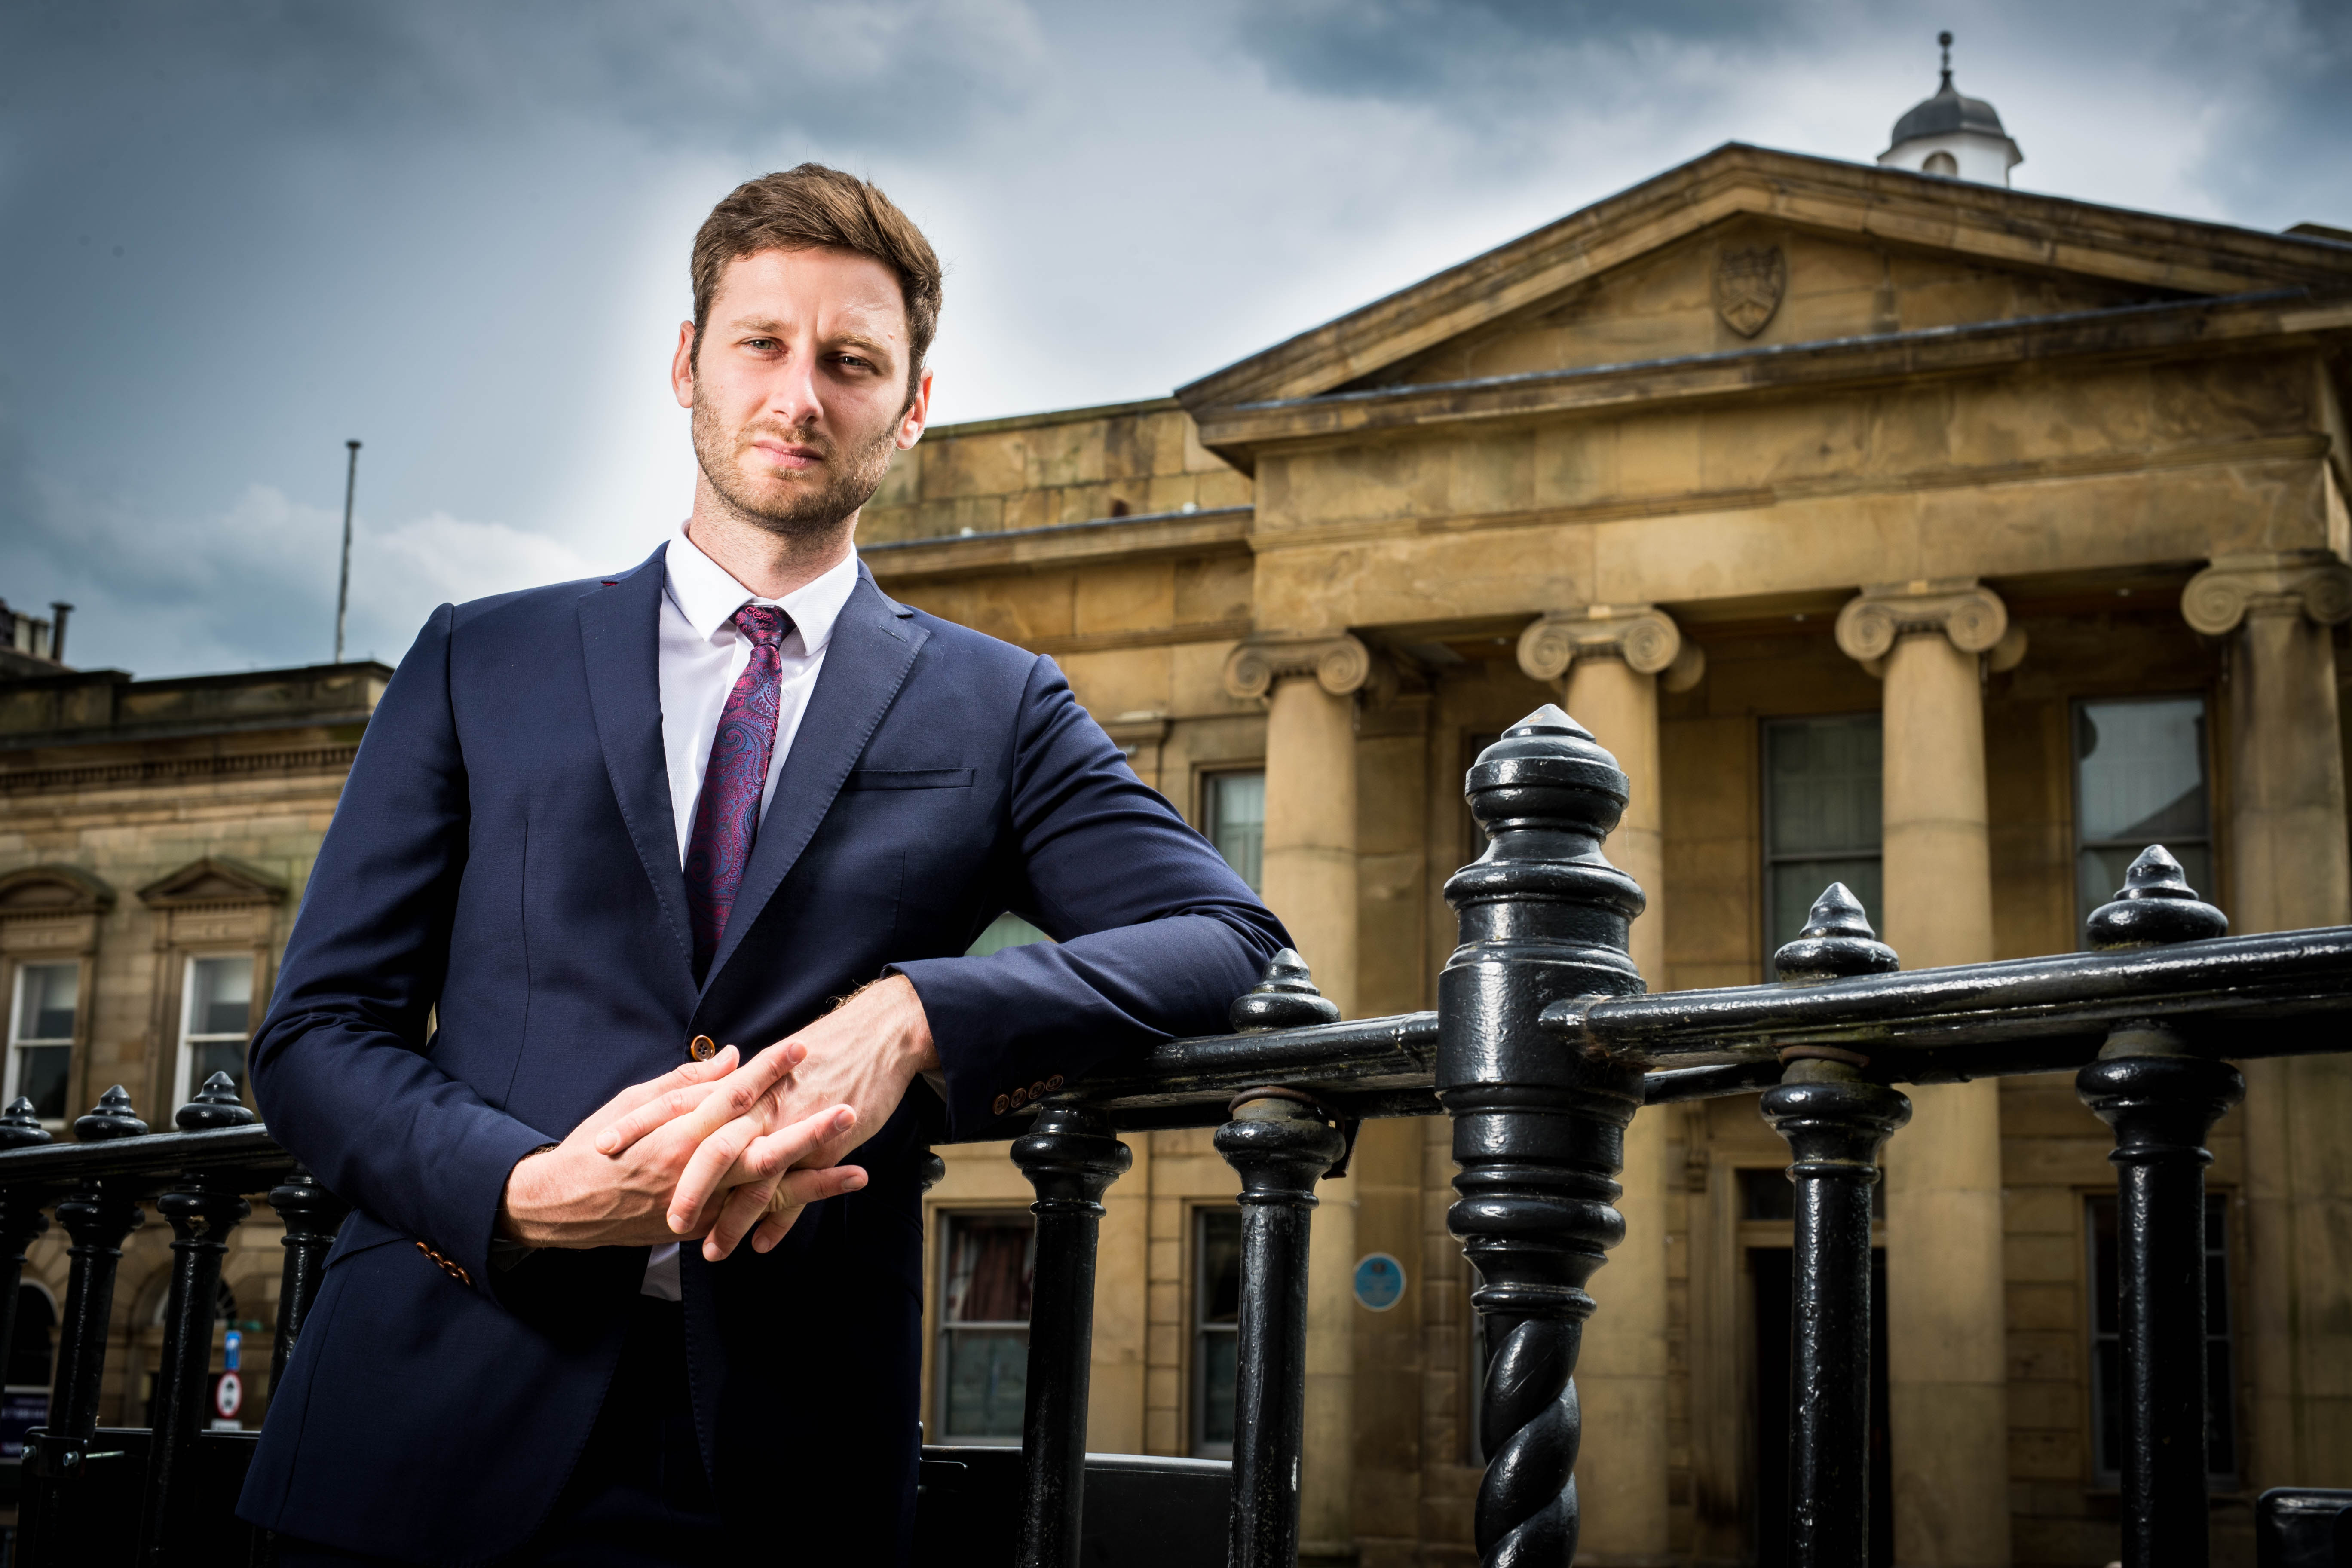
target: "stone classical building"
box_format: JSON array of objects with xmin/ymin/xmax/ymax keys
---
[
  {"xmin": 0, "ymin": 661, "xmax": 387, "ymax": 1449},
  {"xmin": 5, "ymin": 64, "xmax": 2350, "ymax": 1568},
  {"xmin": 884, "ymin": 98, "xmax": 2352, "ymax": 1568}
]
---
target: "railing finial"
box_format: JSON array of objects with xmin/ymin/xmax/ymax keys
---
[
  {"xmin": 1775, "ymin": 882, "xmax": 1900, "ymax": 984},
  {"xmin": 0, "ymin": 1097, "xmax": 52, "ymax": 1150},
  {"xmin": 1230, "ymin": 948, "xmax": 1342, "ymax": 1032},
  {"xmin": 75, "ymin": 1085, "xmax": 147, "ymax": 1142},
  {"xmin": 2086, "ymin": 845, "xmax": 2228, "ymax": 949},
  {"xmin": 176, "ymin": 1070, "xmax": 258, "ymax": 1131}
]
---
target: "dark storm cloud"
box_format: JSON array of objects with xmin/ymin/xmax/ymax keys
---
[{"xmin": 3, "ymin": 0, "xmax": 1043, "ymax": 150}]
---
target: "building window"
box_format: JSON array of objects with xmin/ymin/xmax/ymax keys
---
[
  {"xmin": 2086, "ymin": 1193, "xmax": 2236, "ymax": 1484},
  {"xmin": 1203, "ymin": 772, "xmax": 1265, "ymax": 893},
  {"xmin": 1192, "ymin": 1206, "xmax": 1242, "ymax": 1457},
  {"xmin": 2074, "ymin": 697, "xmax": 2211, "ymax": 934},
  {"xmin": 6, "ymin": 962, "xmax": 77, "ymax": 1123},
  {"xmin": 936, "ymin": 1211, "xmax": 1035, "ymax": 1443},
  {"xmin": 1922, "ymin": 150, "xmax": 1960, "ymax": 176},
  {"xmin": 1762, "ymin": 715, "xmax": 1884, "ymax": 956},
  {"xmin": 178, "ymin": 955, "xmax": 255, "ymax": 1110}
]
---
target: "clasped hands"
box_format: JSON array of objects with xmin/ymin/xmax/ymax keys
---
[{"xmin": 495, "ymin": 974, "xmax": 937, "ymax": 1262}]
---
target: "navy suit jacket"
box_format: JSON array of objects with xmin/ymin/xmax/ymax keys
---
[{"xmin": 236, "ymin": 545, "xmax": 1286, "ymax": 1562}]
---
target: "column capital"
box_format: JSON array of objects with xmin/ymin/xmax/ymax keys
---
[
  {"xmin": 1835, "ymin": 578, "xmax": 2009, "ymax": 664},
  {"xmin": 2181, "ymin": 551, "xmax": 2352, "ymax": 636},
  {"xmin": 1222, "ymin": 634, "xmax": 1371, "ymax": 702},
  {"xmin": 1516, "ymin": 605, "xmax": 1705, "ymax": 692}
]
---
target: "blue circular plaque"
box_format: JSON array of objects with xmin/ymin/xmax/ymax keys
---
[{"xmin": 1352, "ymin": 1252, "xmax": 1405, "ymax": 1312}]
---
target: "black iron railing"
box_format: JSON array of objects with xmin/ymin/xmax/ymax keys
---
[{"xmin": 6, "ymin": 705, "xmax": 2352, "ymax": 1566}]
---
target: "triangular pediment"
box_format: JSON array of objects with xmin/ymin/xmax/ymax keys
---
[
  {"xmin": 0, "ymin": 865, "xmax": 115, "ymax": 918},
  {"xmin": 138, "ymin": 857, "xmax": 285, "ymax": 910},
  {"xmin": 1176, "ymin": 143, "xmax": 2352, "ymax": 418}
]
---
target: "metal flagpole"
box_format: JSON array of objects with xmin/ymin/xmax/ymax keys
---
[{"xmin": 334, "ymin": 439, "xmax": 361, "ymax": 664}]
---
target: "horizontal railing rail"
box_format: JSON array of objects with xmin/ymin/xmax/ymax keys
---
[{"xmin": 4, "ymin": 703, "xmax": 2344, "ymax": 1568}]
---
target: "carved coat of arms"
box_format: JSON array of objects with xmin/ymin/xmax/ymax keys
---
[{"xmin": 1714, "ymin": 245, "xmax": 1786, "ymax": 337}]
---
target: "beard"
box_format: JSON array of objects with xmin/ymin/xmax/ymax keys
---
[{"xmin": 689, "ymin": 386, "xmax": 898, "ymax": 540}]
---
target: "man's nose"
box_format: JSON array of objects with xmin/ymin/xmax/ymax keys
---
[{"xmin": 768, "ymin": 344, "xmax": 824, "ymax": 429}]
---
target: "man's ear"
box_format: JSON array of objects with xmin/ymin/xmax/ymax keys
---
[
  {"xmin": 671, "ymin": 321, "xmax": 697, "ymax": 410},
  {"xmin": 896, "ymin": 366, "xmax": 934, "ymax": 450}
]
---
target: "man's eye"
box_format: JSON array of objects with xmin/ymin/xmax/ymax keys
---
[
  {"xmin": 837, "ymin": 355, "xmax": 872, "ymax": 371},
  {"xmin": 745, "ymin": 338, "xmax": 778, "ymax": 351}
]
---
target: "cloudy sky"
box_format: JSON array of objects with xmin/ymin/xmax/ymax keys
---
[{"xmin": 3, "ymin": 0, "xmax": 2346, "ymax": 678}]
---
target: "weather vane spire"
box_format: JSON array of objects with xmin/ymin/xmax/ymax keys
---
[{"xmin": 1938, "ymin": 30, "xmax": 1954, "ymax": 92}]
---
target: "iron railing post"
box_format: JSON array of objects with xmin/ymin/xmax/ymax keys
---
[
  {"xmin": 1759, "ymin": 885, "xmax": 1910, "ymax": 1568},
  {"xmin": 2075, "ymin": 848, "xmax": 2242, "ymax": 1568},
  {"xmin": 1010, "ymin": 1102, "xmax": 1130, "ymax": 1568},
  {"xmin": 139, "ymin": 1074, "xmax": 256, "ymax": 1565},
  {"xmin": 265, "ymin": 1169, "xmax": 349, "ymax": 1398},
  {"xmin": 1439, "ymin": 706, "xmax": 1648, "ymax": 1565}
]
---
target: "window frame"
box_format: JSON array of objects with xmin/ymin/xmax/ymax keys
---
[
  {"xmin": 4, "ymin": 960, "xmax": 81, "ymax": 1128},
  {"xmin": 174, "ymin": 951, "xmax": 258, "ymax": 1115},
  {"xmin": 1758, "ymin": 712, "xmax": 1886, "ymax": 962},
  {"xmin": 2068, "ymin": 693, "xmax": 2216, "ymax": 942},
  {"xmin": 1189, "ymin": 1202, "xmax": 1242, "ymax": 1459},
  {"xmin": 1197, "ymin": 767, "xmax": 1268, "ymax": 895},
  {"xmin": 931, "ymin": 1207, "xmax": 1036, "ymax": 1447},
  {"xmin": 2082, "ymin": 1187, "xmax": 2240, "ymax": 1491}
]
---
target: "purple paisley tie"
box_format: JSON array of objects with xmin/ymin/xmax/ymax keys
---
[{"xmin": 684, "ymin": 604, "xmax": 792, "ymax": 977}]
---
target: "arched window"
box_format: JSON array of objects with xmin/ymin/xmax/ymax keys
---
[{"xmin": 1923, "ymin": 150, "xmax": 1960, "ymax": 177}]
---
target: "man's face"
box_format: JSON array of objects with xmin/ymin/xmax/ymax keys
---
[{"xmin": 671, "ymin": 247, "xmax": 931, "ymax": 539}]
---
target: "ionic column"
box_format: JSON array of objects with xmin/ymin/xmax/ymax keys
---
[
  {"xmin": 1835, "ymin": 580, "xmax": 2011, "ymax": 1568},
  {"xmin": 1224, "ymin": 634, "xmax": 1368, "ymax": 1562},
  {"xmin": 2181, "ymin": 550, "xmax": 2352, "ymax": 1493},
  {"xmin": 1516, "ymin": 606, "xmax": 1700, "ymax": 1563}
]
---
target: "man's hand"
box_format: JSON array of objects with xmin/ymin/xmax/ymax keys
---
[
  {"xmin": 496, "ymin": 1041, "xmax": 866, "ymax": 1249},
  {"xmin": 594, "ymin": 974, "xmax": 938, "ymax": 1262}
]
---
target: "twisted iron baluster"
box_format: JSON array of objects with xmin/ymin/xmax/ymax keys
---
[{"xmin": 1439, "ymin": 706, "xmax": 1648, "ymax": 1566}]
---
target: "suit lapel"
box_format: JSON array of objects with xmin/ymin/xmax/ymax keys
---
[
  {"xmin": 577, "ymin": 544, "xmax": 697, "ymax": 974},
  {"xmin": 703, "ymin": 571, "xmax": 928, "ymax": 991}
]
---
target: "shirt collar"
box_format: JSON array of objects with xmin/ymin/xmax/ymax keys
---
[{"xmin": 664, "ymin": 523, "xmax": 861, "ymax": 655}]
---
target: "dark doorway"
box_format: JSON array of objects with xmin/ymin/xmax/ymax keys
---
[{"xmin": 1751, "ymin": 1246, "xmax": 1893, "ymax": 1568}]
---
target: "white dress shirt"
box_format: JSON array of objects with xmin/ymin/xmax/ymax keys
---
[{"xmin": 642, "ymin": 524, "xmax": 861, "ymax": 1300}]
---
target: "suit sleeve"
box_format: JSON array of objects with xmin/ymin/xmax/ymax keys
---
[
  {"xmin": 248, "ymin": 604, "xmax": 554, "ymax": 1297},
  {"xmin": 889, "ymin": 656, "xmax": 1290, "ymax": 1137}
]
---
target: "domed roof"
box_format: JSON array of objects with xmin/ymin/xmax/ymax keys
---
[{"xmin": 1890, "ymin": 80, "xmax": 2009, "ymax": 146}]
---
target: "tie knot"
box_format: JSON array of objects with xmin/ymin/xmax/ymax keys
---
[{"xmin": 731, "ymin": 604, "xmax": 789, "ymax": 649}]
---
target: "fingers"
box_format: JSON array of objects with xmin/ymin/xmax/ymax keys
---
[
  {"xmin": 594, "ymin": 1040, "xmax": 802, "ymax": 1156},
  {"xmin": 669, "ymin": 1101, "xmax": 855, "ymax": 1235},
  {"xmin": 588, "ymin": 1044, "xmax": 734, "ymax": 1152},
  {"xmin": 712, "ymin": 1164, "xmax": 867, "ymax": 1262}
]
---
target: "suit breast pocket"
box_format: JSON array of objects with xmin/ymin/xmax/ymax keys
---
[{"xmin": 844, "ymin": 767, "xmax": 976, "ymax": 791}]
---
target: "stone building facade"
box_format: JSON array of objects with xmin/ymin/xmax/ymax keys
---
[
  {"xmin": 0, "ymin": 662, "xmax": 386, "ymax": 1440},
  {"xmin": 2, "ymin": 134, "xmax": 2347, "ymax": 1568},
  {"xmin": 884, "ymin": 143, "xmax": 2352, "ymax": 1568}
]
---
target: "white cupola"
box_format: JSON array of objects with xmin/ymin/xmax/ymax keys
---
[{"xmin": 1877, "ymin": 32, "xmax": 2023, "ymax": 187}]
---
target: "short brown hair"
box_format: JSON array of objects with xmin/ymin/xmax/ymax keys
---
[{"xmin": 689, "ymin": 164, "xmax": 944, "ymax": 392}]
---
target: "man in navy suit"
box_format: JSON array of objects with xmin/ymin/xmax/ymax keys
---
[{"xmin": 240, "ymin": 164, "xmax": 1286, "ymax": 1565}]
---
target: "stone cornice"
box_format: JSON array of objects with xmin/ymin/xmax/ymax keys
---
[
  {"xmin": 1222, "ymin": 635, "xmax": 1373, "ymax": 702},
  {"xmin": 0, "ymin": 745, "xmax": 359, "ymax": 796},
  {"xmin": 2181, "ymin": 551, "xmax": 2352, "ymax": 634},
  {"xmin": 862, "ymin": 508, "xmax": 1251, "ymax": 587},
  {"xmin": 1516, "ymin": 606, "xmax": 1706, "ymax": 692},
  {"xmin": 1192, "ymin": 291, "xmax": 2350, "ymax": 466},
  {"xmin": 1835, "ymin": 579, "xmax": 2009, "ymax": 663}
]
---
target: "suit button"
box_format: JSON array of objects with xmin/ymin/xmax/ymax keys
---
[
  {"xmin": 1030, "ymin": 1081, "xmax": 1046, "ymax": 1099},
  {"xmin": 1010, "ymin": 1087, "xmax": 1027, "ymax": 1109},
  {"xmin": 689, "ymin": 1035, "xmax": 717, "ymax": 1062},
  {"xmin": 1045, "ymin": 1075, "xmax": 1064, "ymax": 1091},
  {"xmin": 992, "ymin": 1094, "xmax": 1010, "ymax": 1116}
]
